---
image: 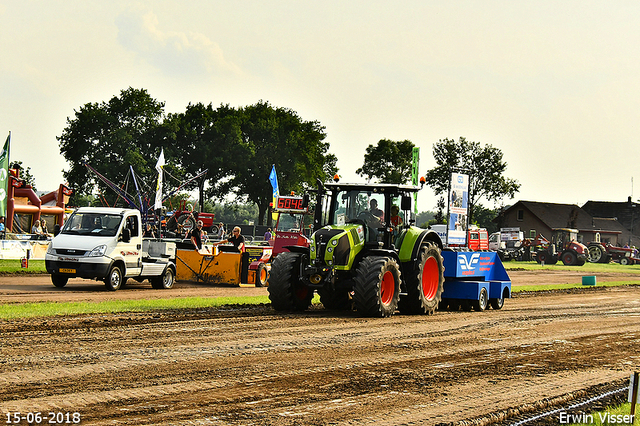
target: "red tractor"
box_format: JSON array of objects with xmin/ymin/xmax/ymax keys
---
[
  {"xmin": 165, "ymin": 200, "xmax": 217, "ymax": 237},
  {"xmin": 532, "ymin": 228, "xmax": 589, "ymax": 266}
]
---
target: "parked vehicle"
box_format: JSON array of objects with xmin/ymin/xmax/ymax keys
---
[
  {"xmin": 533, "ymin": 228, "xmax": 589, "ymax": 266},
  {"xmin": 587, "ymin": 241, "xmax": 638, "ymax": 265},
  {"xmin": 267, "ymin": 180, "xmax": 510, "ymax": 317},
  {"xmin": 429, "ymin": 224, "xmax": 488, "ymax": 251},
  {"xmin": 489, "ymin": 228, "xmax": 525, "ymax": 261},
  {"xmin": 165, "ymin": 200, "xmax": 217, "ymax": 237},
  {"xmin": 45, "ymin": 207, "xmax": 177, "ymax": 290}
]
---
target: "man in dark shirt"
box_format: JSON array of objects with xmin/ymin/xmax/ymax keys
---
[
  {"xmin": 213, "ymin": 226, "xmax": 245, "ymax": 252},
  {"xmin": 190, "ymin": 220, "xmax": 204, "ymax": 251}
]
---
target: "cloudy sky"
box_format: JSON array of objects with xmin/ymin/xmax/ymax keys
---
[{"xmin": 2, "ymin": 1, "xmax": 640, "ymax": 212}]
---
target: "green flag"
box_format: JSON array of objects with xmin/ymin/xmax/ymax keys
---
[{"xmin": 0, "ymin": 133, "xmax": 10, "ymax": 217}]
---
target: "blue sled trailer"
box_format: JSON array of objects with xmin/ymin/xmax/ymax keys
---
[{"xmin": 440, "ymin": 251, "xmax": 511, "ymax": 311}]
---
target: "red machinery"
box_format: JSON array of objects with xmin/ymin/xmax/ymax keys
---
[
  {"xmin": 165, "ymin": 200, "xmax": 217, "ymax": 237},
  {"xmin": 531, "ymin": 228, "xmax": 589, "ymax": 266}
]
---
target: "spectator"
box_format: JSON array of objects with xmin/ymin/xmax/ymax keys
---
[
  {"xmin": 190, "ymin": 220, "xmax": 205, "ymax": 251},
  {"xmin": 214, "ymin": 226, "xmax": 245, "ymax": 252},
  {"xmin": 264, "ymin": 228, "xmax": 272, "ymax": 241}
]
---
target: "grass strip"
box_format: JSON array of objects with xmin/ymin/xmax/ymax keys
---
[
  {"xmin": 513, "ymin": 281, "xmax": 640, "ymax": 293},
  {"xmin": 0, "ymin": 295, "xmax": 273, "ymax": 319}
]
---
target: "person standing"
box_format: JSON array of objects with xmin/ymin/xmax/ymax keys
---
[
  {"xmin": 217, "ymin": 222, "xmax": 225, "ymax": 239},
  {"xmin": 264, "ymin": 228, "xmax": 272, "ymax": 241},
  {"xmin": 190, "ymin": 220, "xmax": 205, "ymax": 251},
  {"xmin": 214, "ymin": 226, "xmax": 245, "ymax": 252}
]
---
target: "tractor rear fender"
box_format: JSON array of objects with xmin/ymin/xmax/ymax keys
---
[
  {"xmin": 396, "ymin": 228, "xmax": 443, "ymax": 264},
  {"xmin": 282, "ymin": 245, "xmax": 311, "ymax": 255}
]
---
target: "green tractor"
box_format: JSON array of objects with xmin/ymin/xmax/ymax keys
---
[{"xmin": 268, "ymin": 180, "xmax": 445, "ymax": 317}]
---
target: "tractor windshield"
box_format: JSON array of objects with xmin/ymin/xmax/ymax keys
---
[{"xmin": 332, "ymin": 190, "xmax": 385, "ymax": 226}]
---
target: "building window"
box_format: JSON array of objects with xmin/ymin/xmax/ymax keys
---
[{"xmin": 517, "ymin": 209, "xmax": 524, "ymax": 221}]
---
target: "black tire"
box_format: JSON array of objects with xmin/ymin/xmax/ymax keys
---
[
  {"xmin": 473, "ymin": 288, "xmax": 489, "ymax": 312},
  {"xmin": 208, "ymin": 225, "xmax": 219, "ymax": 235},
  {"xmin": 536, "ymin": 250, "xmax": 548, "ymax": 264},
  {"xmin": 353, "ymin": 256, "xmax": 401, "ymax": 317},
  {"xmin": 620, "ymin": 257, "xmax": 630, "ymax": 266},
  {"xmin": 166, "ymin": 215, "xmax": 178, "ymax": 232},
  {"xmin": 398, "ymin": 244, "xmax": 444, "ymax": 315},
  {"xmin": 561, "ymin": 251, "xmax": 577, "ymax": 266},
  {"xmin": 318, "ymin": 285, "xmax": 352, "ymax": 310},
  {"xmin": 255, "ymin": 263, "xmax": 268, "ymax": 287},
  {"xmin": 151, "ymin": 267, "xmax": 175, "ymax": 289},
  {"xmin": 51, "ymin": 274, "xmax": 68, "ymax": 288},
  {"xmin": 178, "ymin": 215, "xmax": 196, "ymax": 233},
  {"xmin": 588, "ymin": 244, "xmax": 605, "ymax": 263},
  {"xmin": 104, "ymin": 265, "xmax": 124, "ymax": 291},
  {"xmin": 268, "ymin": 252, "xmax": 313, "ymax": 311},
  {"xmin": 490, "ymin": 297, "xmax": 504, "ymax": 310}
]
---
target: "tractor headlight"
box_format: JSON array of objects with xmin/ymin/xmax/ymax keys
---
[
  {"xmin": 89, "ymin": 244, "xmax": 107, "ymax": 257},
  {"xmin": 331, "ymin": 239, "xmax": 338, "ymax": 246},
  {"xmin": 327, "ymin": 247, "xmax": 333, "ymax": 253}
]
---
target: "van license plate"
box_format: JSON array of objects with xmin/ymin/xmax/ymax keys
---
[{"xmin": 59, "ymin": 268, "xmax": 76, "ymax": 273}]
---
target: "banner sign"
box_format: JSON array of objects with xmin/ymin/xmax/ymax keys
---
[{"xmin": 447, "ymin": 172, "xmax": 469, "ymax": 245}]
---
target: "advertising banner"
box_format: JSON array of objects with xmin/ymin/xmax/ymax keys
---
[{"xmin": 447, "ymin": 172, "xmax": 469, "ymax": 245}]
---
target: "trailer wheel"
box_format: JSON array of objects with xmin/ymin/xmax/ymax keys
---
[
  {"xmin": 151, "ymin": 267, "xmax": 175, "ymax": 289},
  {"xmin": 268, "ymin": 252, "xmax": 313, "ymax": 311},
  {"xmin": 51, "ymin": 274, "xmax": 68, "ymax": 288},
  {"xmin": 353, "ymin": 256, "xmax": 400, "ymax": 317},
  {"xmin": 562, "ymin": 251, "xmax": 577, "ymax": 265},
  {"xmin": 104, "ymin": 265, "xmax": 123, "ymax": 291},
  {"xmin": 398, "ymin": 244, "xmax": 444, "ymax": 315},
  {"xmin": 255, "ymin": 263, "xmax": 268, "ymax": 287},
  {"xmin": 473, "ymin": 288, "xmax": 488, "ymax": 312},
  {"xmin": 490, "ymin": 297, "xmax": 504, "ymax": 310}
]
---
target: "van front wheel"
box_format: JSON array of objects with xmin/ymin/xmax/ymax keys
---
[{"xmin": 105, "ymin": 265, "xmax": 123, "ymax": 291}]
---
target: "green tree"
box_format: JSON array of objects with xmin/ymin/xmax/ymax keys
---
[
  {"xmin": 472, "ymin": 204, "xmax": 499, "ymax": 234},
  {"xmin": 232, "ymin": 101, "xmax": 337, "ymax": 226},
  {"xmin": 57, "ymin": 87, "xmax": 166, "ymax": 206},
  {"xmin": 356, "ymin": 139, "xmax": 415, "ymax": 184},
  {"xmin": 424, "ymin": 137, "xmax": 520, "ymax": 222}
]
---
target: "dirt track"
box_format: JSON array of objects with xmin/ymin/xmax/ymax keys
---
[{"xmin": 1, "ymin": 271, "xmax": 640, "ymax": 425}]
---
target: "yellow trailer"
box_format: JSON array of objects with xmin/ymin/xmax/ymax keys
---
[{"xmin": 176, "ymin": 245, "xmax": 271, "ymax": 287}]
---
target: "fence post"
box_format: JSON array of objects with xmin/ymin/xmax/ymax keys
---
[{"xmin": 631, "ymin": 371, "xmax": 639, "ymax": 418}]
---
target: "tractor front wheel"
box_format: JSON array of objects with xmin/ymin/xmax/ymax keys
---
[
  {"xmin": 562, "ymin": 251, "xmax": 577, "ymax": 265},
  {"xmin": 353, "ymin": 256, "xmax": 401, "ymax": 317}
]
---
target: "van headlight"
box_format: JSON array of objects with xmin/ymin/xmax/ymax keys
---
[
  {"xmin": 46, "ymin": 244, "xmax": 54, "ymax": 255},
  {"xmin": 89, "ymin": 245, "xmax": 107, "ymax": 257}
]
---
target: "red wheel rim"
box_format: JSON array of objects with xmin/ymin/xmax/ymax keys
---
[
  {"xmin": 421, "ymin": 256, "xmax": 439, "ymax": 301},
  {"xmin": 380, "ymin": 270, "xmax": 395, "ymax": 305}
]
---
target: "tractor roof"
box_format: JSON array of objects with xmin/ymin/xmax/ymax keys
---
[{"xmin": 323, "ymin": 182, "xmax": 421, "ymax": 194}]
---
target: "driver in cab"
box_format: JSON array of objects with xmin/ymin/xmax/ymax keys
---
[{"xmin": 368, "ymin": 199, "xmax": 383, "ymax": 224}]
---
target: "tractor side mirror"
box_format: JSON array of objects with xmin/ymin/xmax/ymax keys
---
[{"xmin": 401, "ymin": 195, "xmax": 412, "ymax": 211}]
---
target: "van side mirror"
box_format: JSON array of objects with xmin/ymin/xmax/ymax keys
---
[
  {"xmin": 53, "ymin": 224, "xmax": 61, "ymax": 236},
  {"xmin": 121, "ymin": 228, "xmax": 131, "ymax": 243}
]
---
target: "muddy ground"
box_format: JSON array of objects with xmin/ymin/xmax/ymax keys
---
[{"xmin": 0, "ymin": 270, "xmax": 639, "ymax": 425}]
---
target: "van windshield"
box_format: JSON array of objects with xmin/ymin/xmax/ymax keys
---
[{"xmin": 61, "ymin": 212, "xmax": 123, "ymax": 237}]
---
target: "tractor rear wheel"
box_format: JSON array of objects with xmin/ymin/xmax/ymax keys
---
[
  {"xmin": 398, "ymin": 244, "xmax": 444, "ymax": 315},
  {"xmin": 268, "ymin": 252, "xmax": 313, "ymax": 311},
  {"xmin": 588, "ymin": 244, "xmax": 606, "ymax": 263},
  {"xmin": 353, "ymin": 256, "xmax": 401, "ymax": 317}
]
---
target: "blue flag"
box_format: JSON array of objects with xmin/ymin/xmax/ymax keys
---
[{"xmin": 269, "ymin": 165, "xmax": 279, "ymax": 198}]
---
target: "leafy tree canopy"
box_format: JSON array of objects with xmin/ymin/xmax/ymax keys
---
[
  {"xmin": 356, "ymin": 139, "xmax": 415, "ymax": 184},
  {"xmin": 424, "ymin": 137, "xmax": 520, "ymax": 221},
  {"xmin": 57, "ymin": 87, "xmax": 166, "ymax": 206}
]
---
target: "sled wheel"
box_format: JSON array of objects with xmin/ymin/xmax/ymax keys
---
[
  {"xmin": 268, "ymin": 252, "xmax": 313, "ymax": 311},
  {"xmin": 473, "ymin": 288, "xmax": 488, "ymax": 312},
  {"xmin": 490, "ymin": 297, "xmax": 504, "ymax": 310}
]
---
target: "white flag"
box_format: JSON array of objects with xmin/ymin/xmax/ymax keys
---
[{"xmin": 154, "ymin": 149, "xmax": 165, "ymax": 210}]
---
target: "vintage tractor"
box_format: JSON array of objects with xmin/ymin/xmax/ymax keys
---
[
  {"xmin": 268, "ymin": 180, "xmax": 446, "ymax": 317},
  {"xmin": 533, "ymin": 228, "xmax": 589, "ymax": 266},
  {"xmin": 165, "ymin": 199, "xmax": 217, "ymax": 237},
  {"xmin": 587, "ymin": 241, "xmax": 638, "ymax": 265}
]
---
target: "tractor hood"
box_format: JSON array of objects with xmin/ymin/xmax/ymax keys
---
[{"xmin": 310, "ymin": 224, "xmax": 365, "ymax": 269}]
